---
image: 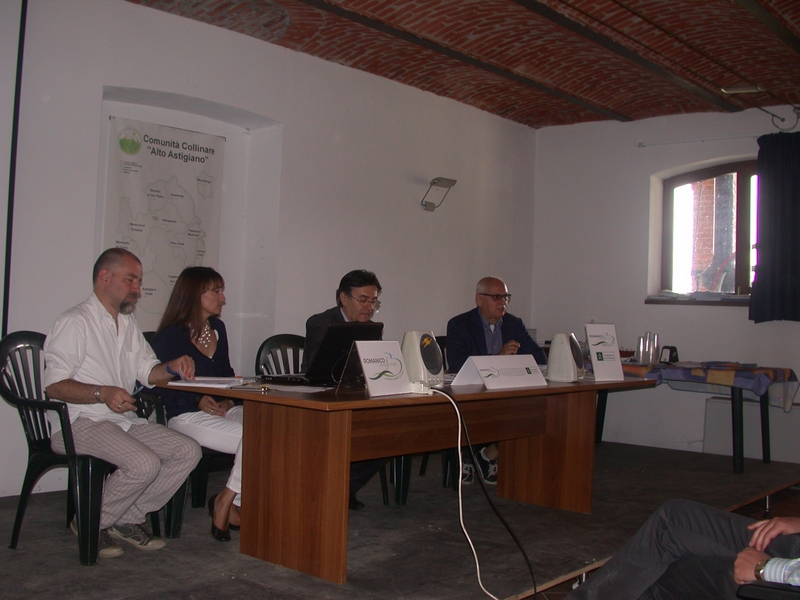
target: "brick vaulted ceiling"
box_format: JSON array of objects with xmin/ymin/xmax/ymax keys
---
[{"xmin": 126, "ymin": 0, "xmax": 800, "ymax": 129}]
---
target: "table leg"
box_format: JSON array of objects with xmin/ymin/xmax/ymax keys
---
[
  {"xmin": 760, "ymin": 392, "xmax": 771, "ymax": 464},
  {"xmin": 240, "ymin": 401, "xmax": 352, "ymax": 584},
  {"xmin": 595, "ymin": 389, "xmax": 608, "ymax": 444},
  {"xmin": 731, "ymin": 388, "xmax": 744, "ymax": 474},
  {"xmin": 497, "ymin": 390, "xmax": 596, "ymax": 513}
]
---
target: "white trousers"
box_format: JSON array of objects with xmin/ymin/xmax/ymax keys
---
[{"xmin": 168, "ymin": 406, "xmax": 243, "ymax": 505}]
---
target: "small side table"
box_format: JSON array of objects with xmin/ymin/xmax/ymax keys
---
[{"xmin": 596, "ymin": 363, "xmax": 798, "ymax": 473}]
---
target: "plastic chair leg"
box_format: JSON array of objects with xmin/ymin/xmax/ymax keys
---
[
  {"xmin": 392, "ymin": 455, "xmax": 414, "ymax": 505},
  {"xmin": 379, "ymin": 464, "xmax": 390, "ymax": 506},
  {"xmin": 190, "ymin": 454, "xmax": 213, "ymax": 509},
  {"xmin": 9, "ymin": 455, "xmax": 65, "ymax": 549},
  {"xmin": 441, "ymin": 448, "xmax": 458, "ymax": 490},
  {"xmin": 66, "ymin": 477, "xmax": 75, "ymax": 530},
  {"xmin": 9, "ymin": 466, "xmax": 40, "ymax": 549},
  {"xmin": 149, "ymin": 509, "xmax": 161, "ymax": 538},
  {"xmin": 419, "ymin": 452, "xmax": 430, "ymax": 476},
  {"xmin": 73, "ymin": 456, "xmax": 113, "ymax": 566},
  {"xmin": 164, "ymin": 478, "xmax": 188, "ymax": 538}
]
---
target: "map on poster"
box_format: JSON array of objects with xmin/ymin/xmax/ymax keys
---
[{"xmin": 102, "ymin": 116, "xmax": 225, "ymax": 331}]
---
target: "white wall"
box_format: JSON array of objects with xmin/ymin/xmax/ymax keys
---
[
  {"xmin": 0, "ymin": 0, "xmax": 538, "ymax": 495},
  {"xmin": 533, "ymin": 108, "xmax": 800, "ymax": 453}
]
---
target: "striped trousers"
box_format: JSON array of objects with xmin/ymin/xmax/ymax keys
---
[{"xmin": 52, "ymin": 418, "xmax": 201, "ymax": 530}]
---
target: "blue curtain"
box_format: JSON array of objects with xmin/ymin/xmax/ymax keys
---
[{"xmin": 749, "ymin": 132, "xmax": 800, "ymax": 323}]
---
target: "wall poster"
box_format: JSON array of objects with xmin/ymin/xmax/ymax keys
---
[{"xmin": 102, "ymin": 116, "xmax": 225, "ymax": 331}]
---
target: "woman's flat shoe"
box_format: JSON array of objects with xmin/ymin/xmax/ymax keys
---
[
  {"xmin": 228, "ymin": 524, "xmax": 240, "ymax": 532},
  {"xmin": 207, "ymin": 495, "xmax": 231, "ymax": 542}
]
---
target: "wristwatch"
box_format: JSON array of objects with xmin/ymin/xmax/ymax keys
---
[{"xmin": 755, "ymin": 558, "xmax": 770, "ymax": 581}]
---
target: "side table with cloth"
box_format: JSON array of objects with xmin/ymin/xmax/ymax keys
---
[{"xmin": 594, "ymin": 362, "xmax": 798, "ymax": 473}]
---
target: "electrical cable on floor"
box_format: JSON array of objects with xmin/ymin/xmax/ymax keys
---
[{"xmin": 431, "ymin": 388, "xmax": 538, "ymax": 599}]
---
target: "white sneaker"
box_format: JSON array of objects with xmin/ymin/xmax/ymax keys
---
[{"xmin": 109, "ymin": 523, "xmax": 165, "ymax": 551}]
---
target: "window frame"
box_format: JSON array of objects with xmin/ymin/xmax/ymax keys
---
[{"xmin": 659, "ymin": 160, "xmax": 757, "ymax": 299}]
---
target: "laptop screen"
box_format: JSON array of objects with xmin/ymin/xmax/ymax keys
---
[{"xmin": 305, "ymin": 321, "xmax": 384, "ymax": 383}]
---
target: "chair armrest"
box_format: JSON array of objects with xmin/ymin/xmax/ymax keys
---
[
  {"xmin": 5, "ymin": 394, "xmax": 79, "ymax": 459},
  {"xmin": 738, "ymin": 581, "xmax": 800, "ymax": 599}
]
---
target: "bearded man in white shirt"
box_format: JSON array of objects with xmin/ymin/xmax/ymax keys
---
[{"xmin": 44, "ymin": 248, "xmax": 201, "ymax": 559}]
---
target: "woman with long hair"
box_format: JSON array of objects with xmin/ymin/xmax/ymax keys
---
[{"xmin": 151, "ymin": 266, "xmax": 240, "ymax": 542}]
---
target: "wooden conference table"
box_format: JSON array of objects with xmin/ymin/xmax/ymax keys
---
[{"xmin": 180, "ymin": 378, "xmax": 654, "ymax": 584}]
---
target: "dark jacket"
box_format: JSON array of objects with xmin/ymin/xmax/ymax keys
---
[
  {"xmin": 445, "ymin": 307, "xmax": 546, "ymax": 372},
  {"xmin": 302, "ymin": 306, "xmax": 345, "ymax": 371},
  {"xmin": 150, "ymin": 319, "xmax": 235, "ymax": 420}
]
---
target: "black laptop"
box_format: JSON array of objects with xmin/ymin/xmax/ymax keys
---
[{"xmin": 260, "ymin": 321, "xmax": 384, "ymax": 386}]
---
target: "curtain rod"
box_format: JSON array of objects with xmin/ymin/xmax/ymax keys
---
[{"xmin": 637, "ymin": 133, "xmax": 760, "ymax": 148}]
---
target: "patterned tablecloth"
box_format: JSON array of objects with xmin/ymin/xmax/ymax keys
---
[{"xmin": 620, "ymin": 362, "xmax": 799, "ymax": 411}]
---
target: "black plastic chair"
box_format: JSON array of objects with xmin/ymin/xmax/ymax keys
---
[
  {"xmin": 738, "ymin": 581, "xmax": 800, "ymax": 599},
  {"xmin": 2, "ymin": 331, "xmax": 185, "ymax": 565},
  {"xmin": 255, "ymin": 334, "xmax": 305, "ymax": 375},
  {"xmin": 2, "ymin": 331, "xmax": 117, "ymax": 565}
]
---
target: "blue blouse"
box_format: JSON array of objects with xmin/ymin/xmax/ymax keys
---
[{"xmin": 150, "ymin": 319, "xmax": 235, "ymax": 420}]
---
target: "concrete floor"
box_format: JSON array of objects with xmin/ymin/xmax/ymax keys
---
[{"xmin": 3, "ymin": 443, "xmax": 800, "ymax": 600}]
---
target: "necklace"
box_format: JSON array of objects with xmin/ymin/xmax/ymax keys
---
[{"xmin": 194, "ymin": 322, "xmax": 213, "ymax": 348}]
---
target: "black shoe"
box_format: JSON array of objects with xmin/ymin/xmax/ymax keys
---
[
  {"xmin": 349, "ymin": 493, "xmax": 365, "ymax": 511},
  {"xmin": 208, "ymin": 495, "xmax": 231, "ymax": 542},
  {"xmin": 474, "ymin": 448, "xmax": 498, "ymax": 485}
]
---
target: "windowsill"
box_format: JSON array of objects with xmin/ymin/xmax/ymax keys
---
[{"xmin": 645, "ymin": 294, "xmax": 750, "ymax": 307}]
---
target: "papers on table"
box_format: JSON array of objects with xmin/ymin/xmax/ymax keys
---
[{"xmin": 167, "ymin": 376, "xmax": 244, "ymax": 389}]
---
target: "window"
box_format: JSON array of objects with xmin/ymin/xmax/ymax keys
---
[{"xmin": 661, "ymin": 160, "xmax": 757, "ymax": 297}]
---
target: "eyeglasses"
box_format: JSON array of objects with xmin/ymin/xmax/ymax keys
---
[
  {"xmin": 347, "ymin": 294, "xmax": 381, "ymax": 311},
  {"xmin": 479, "ymin": 293, "xmax": 511, "ymax": 303}
]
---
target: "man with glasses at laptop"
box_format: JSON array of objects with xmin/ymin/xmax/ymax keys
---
[
  {"xmin": 446, "ymin": 276, "xmax": 547, "ymax": 485},
  {"xmin": 302, "ymin": 269, "xmax": 386, "ymax": 510}
]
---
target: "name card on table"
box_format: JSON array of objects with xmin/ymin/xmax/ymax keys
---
[
  {"xmin": 451, "ymin": 354, "xmax": 547, "ymax": 389},
  {"xmin": 354, "ymin": 341, "xmax": 413, "ymax": 397},
  {"xmin": 585, "ymin": 323, "xmax": 624, "ymax": 382}
]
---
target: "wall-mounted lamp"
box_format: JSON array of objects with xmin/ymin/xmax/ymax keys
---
[{"xmin": 420, "ymin": 177, "xmax": 457, "ymax": 212}]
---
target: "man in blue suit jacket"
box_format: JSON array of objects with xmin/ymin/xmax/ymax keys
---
[
  {"xmin": 446, "ymin": 276, "xmax": 546, "ymax": 484},
  {"xmin": 446, "ymin": 277, "xmax": 546, "ymax": 372}
]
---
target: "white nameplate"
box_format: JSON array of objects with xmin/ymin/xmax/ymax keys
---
[
  {"xmin": 451, "ymin": 354, "xmax": 547, "ymax": 389},
  {"xmin": 585, "ymin": 323, "xmax": 624, "ymax": 382},
  {"xmin": 355, "ymin": 340, "xmax": 413, "ymax": 397}
]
